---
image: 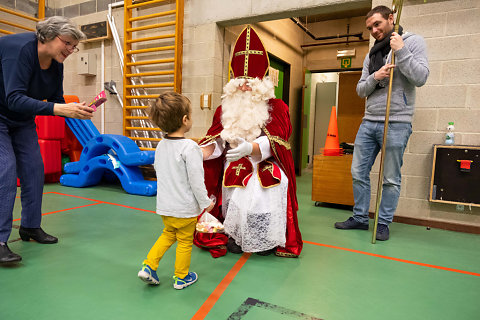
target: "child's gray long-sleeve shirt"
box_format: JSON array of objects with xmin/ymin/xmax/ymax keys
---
[
  {"xmin": 356, "ymin": 32, "xmax": 429, "ymax": 123},
  {"xmin": 154, "ymin": 137, "xmax": 211, "ymax": 218}
]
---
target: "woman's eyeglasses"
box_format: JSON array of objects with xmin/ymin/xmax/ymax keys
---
[{"xmin": 57, "ymin": 36, "xmax": 79, "ymax": 53}]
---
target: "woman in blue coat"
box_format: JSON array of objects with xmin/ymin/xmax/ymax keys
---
[{"xmin": 0, "ymin": 16, "xmax": 94, "ymax": 263}]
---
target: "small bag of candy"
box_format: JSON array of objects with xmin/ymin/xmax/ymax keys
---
[{"xmin": 196, "ymin": 211, "xmax": 224, "ymax": 233}]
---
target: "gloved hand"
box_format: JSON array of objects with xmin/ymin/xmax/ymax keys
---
[{"xmin": 226, "ymin": 138, "xmax": 253, "ymax": 162}]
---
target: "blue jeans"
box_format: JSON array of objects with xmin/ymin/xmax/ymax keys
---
[
  {"xmin": 351, "ymin": 120, "xmax": 412, "ymax": 225},
  {"xmin": 0, "ymin": 115, "xmax": 45, "ymax": 242}
]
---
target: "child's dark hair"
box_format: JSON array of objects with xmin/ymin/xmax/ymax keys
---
[
  {"xmin": 150, "ymin": 92, "xmax": 191, "ymax": 133},
  {"xmin": 366, "ymin": 5, "xmax": 393, "ymax": 20}
]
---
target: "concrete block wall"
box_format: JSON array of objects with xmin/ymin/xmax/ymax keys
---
[
  {"xmin": 181, "ymin": 20, "xmax": 223, "ymax": 138},
  {"xmin": 304, "ymin": 16, "xmax": 370, "ymax": 71},
  {"xmin": 370, "ymin": 0, "xmax": 480, "ymax": 225},
  {"xmin": 66, "ymin": 8, "xmax": 124, "ymax": 135},
  {"xmin": 0, "ymin": 1, "xmax": 39, "ymax": 33},
  {"xmin": 5, "ymin": 0, "xmax": 480, "ymax": 227}
]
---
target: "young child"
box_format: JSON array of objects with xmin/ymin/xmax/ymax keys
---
[{"xmin": 138, "ymin": 92, "xmax": 214, "ymax": 289}]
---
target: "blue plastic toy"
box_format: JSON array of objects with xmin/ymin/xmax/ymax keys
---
[
  {"xmin": 64, "ymin": 134, "xmax": 154, "ymax": 173},
  {"xmin": 62, "ymin": 119, "xmax": 157, "ymax": 196},
  {"xmin": 64, "ymin": 118, "xmax": 100, "ymax": 147},
  {"xmin": 60, "ymin": 155, "xmax": 156, "ymax": 196}
]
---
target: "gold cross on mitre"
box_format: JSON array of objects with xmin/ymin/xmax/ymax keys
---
[
  {"xmin": 234, "ymin": 27, "xmax": 264, "ymax": 78},
  {"xmin": 232, "ymin": 163, "xmax": 247, "ymax": 176}
]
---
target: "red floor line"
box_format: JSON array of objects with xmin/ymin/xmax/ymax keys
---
[
  {"xmin": 23, "ymin": 192, "xmax": 480, "ymax": 278},
  {"xmin": 303, "ymin": 240, "xmax": 480, "ymax": 277},
  {"xmin": 98, "ymin": 201, "xmax": 156, "ymax": 213},
  {"xmin": 49, "ymin": 192, "xmax": 106, "ymax": 202},
  {"xmin": 191, "ymin": 253, "xmax": 251, "ymax": 320},
  {"xmin": 12, "ymin": 203, "xmax": 102, "ymax": 222},
  {"xmin": 50, "ymin": 192, "xmax": 156, "ymax": 213}
]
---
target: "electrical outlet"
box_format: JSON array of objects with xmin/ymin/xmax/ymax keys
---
[{"xmin": 456, "ymin": 204, "xmax": 464, "ymax": 211}]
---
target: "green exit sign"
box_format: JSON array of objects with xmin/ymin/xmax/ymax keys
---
[{"xmin": 341, "ymin": 57, "xmax": 352, "ymax": 69}]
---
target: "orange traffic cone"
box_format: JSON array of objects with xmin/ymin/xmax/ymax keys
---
[{"xmin": 323, "ymin": 106, "xmax": 342, "ymax": 156}]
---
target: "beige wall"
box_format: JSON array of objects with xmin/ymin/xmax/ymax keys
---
[
  {"xmin": 304, "ymin": 16, "xmax": 369, "ymax": 71},
  {"xmin": 65, "ymin": 9, "xmax": 124, "ymax": 135},
  {"xmin": 5, "ymin": 0, "xmax": 480, "ymax": 227},
  {"xmin": 370, "ymin": 0, "xmax": 480, "ymax": 225}
]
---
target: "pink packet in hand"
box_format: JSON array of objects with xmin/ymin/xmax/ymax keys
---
[{"xmin": 88, "ymin": 90, "xmax": 107, "ymax": 111}]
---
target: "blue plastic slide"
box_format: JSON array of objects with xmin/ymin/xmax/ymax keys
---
[
  {"xmin": 62, "ymin": 120, "xmax": 157, "ymax": 196},
  {"xmin": 64, "ymin": 118, "xmax": 100, "ymax": 147},
  {"xmin": 60, "ymin": 155, "xmax": 156, "ymax": 196},
  {"xmin": 64, "ymin": 134, "xmax": 154, "ymax": 173}
]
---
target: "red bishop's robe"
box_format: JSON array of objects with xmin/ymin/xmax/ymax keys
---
[{"xmin": 194, "ymin": 98, "xmax": 303, "ymax": 258}]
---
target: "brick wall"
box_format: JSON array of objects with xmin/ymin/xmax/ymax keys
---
[
  {"xmin": 5, "ymin": 0, "xmax": 479, "ymax": 226},
  {"xmin": 370, "ymin": 0, "xmax": 480, "ymax": 225}
]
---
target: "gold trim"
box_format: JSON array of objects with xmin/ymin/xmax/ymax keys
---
[
  {"xmin": 244, "ymin": 26, "xmax": 250, "ymax": 77},
  {"xmin": 274, "ymin": 251, "xmax": 299, "ymax": 258},
  {"xmin": 263, "ymin": 127, "xmax": 291, "ymax": 181},
  {"xmin": 232, "ymin": 163, "xmax": 248, "ymax": 176},
  {"xmin": 222, "ymin": 160, "xmax": 253, "ymax": 188},
  {"xmin": 263, "ymin": 127, "xmax": 291, "ymax": 150},
  {"xmin": 222, "ymin": 172, "xmax": 252, "ymax": 188},
  {"xmin": 194, "ymin": 242, "xmax": 227, "ymax": 250},
  {"xmin": 198, "ymin": 133, "xmax": 221, "ymax": 146},
  {"xmin": 257, "ymin": 160, "xmax": 281, "ymax": 189},
  {"xmin": 235, "ymin": 50, "xmax": 263, "ymax": 56}
]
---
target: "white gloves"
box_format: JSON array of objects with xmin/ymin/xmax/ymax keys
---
[{"xmin": 226, "ymin": 138, "xmax": 253, "ymax": 162}]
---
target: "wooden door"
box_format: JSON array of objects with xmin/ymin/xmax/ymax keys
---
[{"xmin": 337, "ymin": 71, "xmax": 365, "ymax": 143}]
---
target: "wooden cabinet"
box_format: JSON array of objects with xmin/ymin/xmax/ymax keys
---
[
  {"xmin": 312, "ymin": 151, "xmax": 354, "ymax": 206},
  {"xmin": 310, "ymin": 71, "xmax": 363, "ymax": 207}
]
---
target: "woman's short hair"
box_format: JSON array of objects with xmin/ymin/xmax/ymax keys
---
[
  {"xmin": 36, "ymin": 16, "xmax": 86, "ymax": 43},
  {"xmin": 150, "ymin": 92, "xmax": 192, "ymax": 133}
]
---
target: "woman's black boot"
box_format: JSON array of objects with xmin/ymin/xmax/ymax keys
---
[{"xmin": 19, "ymin": 227, "xmax": 58, "ymax": 244}]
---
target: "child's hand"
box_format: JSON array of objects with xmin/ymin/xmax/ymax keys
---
[
  {"xmin": 205, "ymin": 201, "xmax": 215, "ymax": 212},
  {"xmin": 201, "ymin": 144, "xmax": 215, "ymax": 160}
]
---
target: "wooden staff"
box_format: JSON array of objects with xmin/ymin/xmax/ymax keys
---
[{"xmin": 372, "ymin": 0, "xmax": 404, "ymax": 244}]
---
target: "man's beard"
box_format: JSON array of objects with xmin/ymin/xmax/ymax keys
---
[{"xmin": 220, "ymin": 90, "xmax": 271, "ymax": 148}]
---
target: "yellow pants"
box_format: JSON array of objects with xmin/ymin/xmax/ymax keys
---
[{"xmin": 144, "ymin": 216, "xmax": 197, "ymax": 279}]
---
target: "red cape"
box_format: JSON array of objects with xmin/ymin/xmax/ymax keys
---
[{"xmin": 194, "ymin": 99, "xmax": 303, "ymax": 257}]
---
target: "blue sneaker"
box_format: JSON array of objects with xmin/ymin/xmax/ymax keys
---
[
  {"xmin": 334, "ymin": 217, "xmax": 369, "ymax": 230},
  {"xmin": 138, "ymin": 264, "xmax": 159, "ymax": 285},
  {"xmin": 173, "ymin": 271, "xmax": 198, "ymax": 290},
  {"xmin": 376, "ymin": 224, "xmax": 390, "ymax": 241}
]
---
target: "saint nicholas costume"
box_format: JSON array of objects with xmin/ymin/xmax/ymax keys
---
[{"xmin": 193, "ymin": 26, "xmax": 302, "ymax": 258}]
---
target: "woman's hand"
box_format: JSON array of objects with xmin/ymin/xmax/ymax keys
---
[{"xmin": 53, "ymin": 102, "xmax": 94, "ymax": 119}]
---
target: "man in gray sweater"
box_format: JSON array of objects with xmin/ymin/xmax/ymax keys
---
[{"xmin": 335, "ymin": 5, "xmax": 429, "ymax": 240}]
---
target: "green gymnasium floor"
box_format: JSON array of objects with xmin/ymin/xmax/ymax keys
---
[{"xmin": 1, "ymin": 173, "xmax": 479, "ymax": 320}]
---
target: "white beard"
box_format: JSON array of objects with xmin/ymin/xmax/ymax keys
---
[{"xmin": 220, "ymin": 78, "xmax": 275, "ymax": 148}]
